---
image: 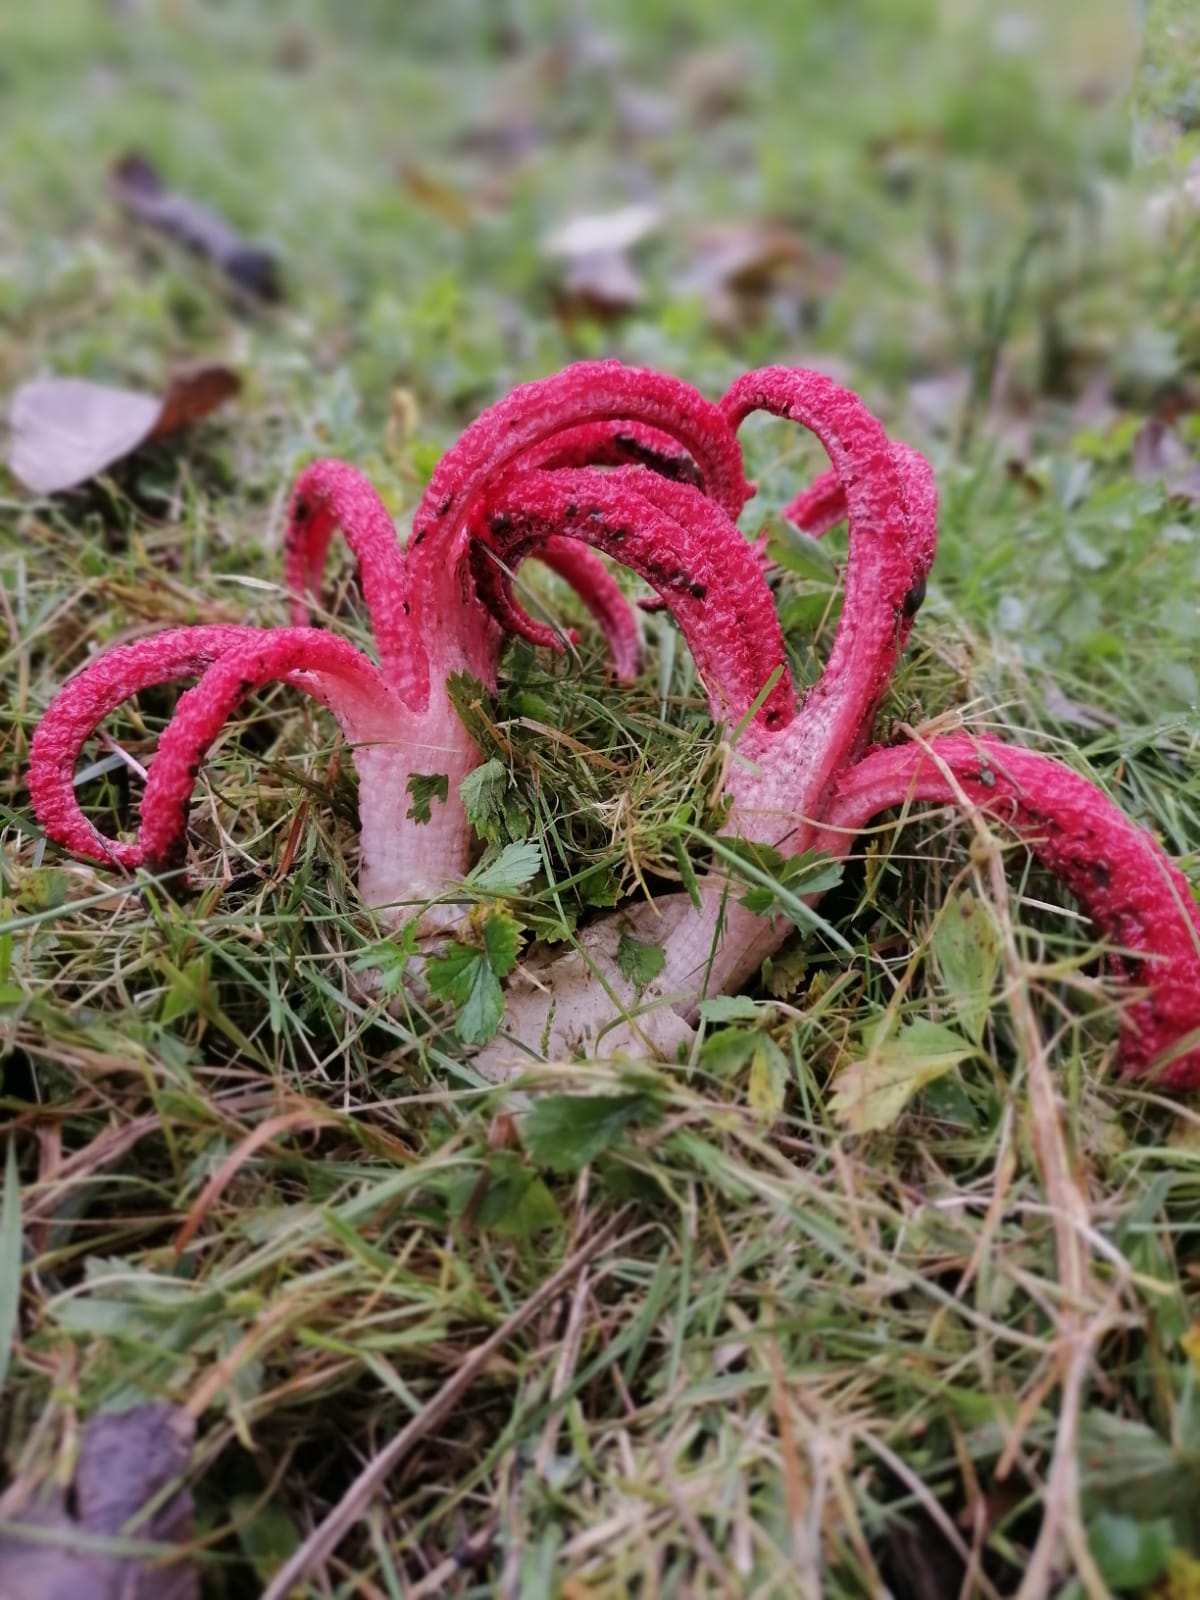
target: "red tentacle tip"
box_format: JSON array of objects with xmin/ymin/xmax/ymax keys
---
[{"xmin": 823, "ymin": 737, "xmax": 1200, "ymax": 1090}]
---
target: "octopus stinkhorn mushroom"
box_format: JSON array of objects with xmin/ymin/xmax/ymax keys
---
[{"xmin": 27, "ymin": 361, "xmax": 1200, "ymax": 1088}]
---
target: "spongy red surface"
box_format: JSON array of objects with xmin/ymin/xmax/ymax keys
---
[
  {"xmin": 28, "ymin": 625, "xmax": 257, "ymax": 868},
  {"xmin": 824, "ymin": 735, "xmax": 1200, "ymax": 1086},
  {"xmin": 473, "ymin": 465, "xmax": 794, "ymax": 730}
]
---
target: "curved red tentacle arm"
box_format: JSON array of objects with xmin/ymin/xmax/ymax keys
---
[
  {"xmin": 501, "ymin": 538, "xmax": 643, "ymax": 683},
  {"xmin": 782, "ymin": 465, "xmax": 846, "ymax": 536},
  {"xmin": 281, "ymin": 460, "xmax": 418, "ymax": 703},
  {"xmin": 29, "ymin": 624, "xmax": 395, "ymax": 881},
  {"xmin": 405, "ymin": 362, "xmax": 750, "ymax": 707},
  {"xmin": 136, "ymin": 630, "xmax": 399, "ymax": 875},
  {"xmin": 719, "ymin": 369, "xmax": 935, "ymax": 837},
  {"xmin": 470, "ymin": 466, "xmax": 794, "ymax": 731},
  {"xmin": 818, "ymin": 734, "xmax": 1200, "ymax": 1086},
  {"xmin": 525, "ymin": 419, "xmax": 705, "ymax": 486},
  {"xmin": 284, "ymin": 452, "xmax": 643, "ymax": 689},
  {"xmin": 28, "ymin": 625, "xmax": 261, "ymax": 869},
  {"xmin": 722, "ymin": 371, "xmax": 935, "ymax": 742},
  {"xmin": 471, "ymin": 414, "xmax": 722, "ymax": 671}
]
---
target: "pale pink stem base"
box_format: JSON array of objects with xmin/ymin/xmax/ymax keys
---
[{"xmin": 354, "ymin": 690, "xmax": 482, "ymax": 919}]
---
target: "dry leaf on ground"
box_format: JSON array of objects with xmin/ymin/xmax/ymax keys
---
[
  {"xmin": 1133, "ymin": 417, "xmax": 1200, "ymax": 504},
  {"xmin": 542, "ymin": 202, "xmax": 660, "ymax": 317},
  {"xmin": 0, "ymin": 1403, "xmax": 197, "ymax": 1600},
  {"xmin": 399, "ymin": 162, "xmax": 476, "ymax": 228},
  {"xmin": 112, "ymin": 152, "xmax": 282, "ymax": 302},
  {"xmin": 671, "ymin": 221, "xmax": 808, "ymax": 330},
  {"xmin": 7, "ymin": 365, "xmax": 240, "ymax": 495}
]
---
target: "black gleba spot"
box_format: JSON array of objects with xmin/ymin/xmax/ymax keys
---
[{"xmin": 902, "ymin": 574, "xmax": 927, "ymax": 618}]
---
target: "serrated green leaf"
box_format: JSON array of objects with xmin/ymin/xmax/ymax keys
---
[
  {"xmin": 524, "ymin": 1094, "xmax": 653, "ymax": 1174},
  {"xmin": 764, "ymin": 942, "xmax": 808, "ymax": 998},
  {"xmin": 454, "ymin": 961, "xmax": 504, "ymax": 1045},
  {"xmin": 427, "ymin": 943, "xmax": 504, "ymax": 1044},
  {"xmin": 460, "ymin": 758, "xmax": 509, "ymax": 844},
  {"xmin": 932, "ymin": 890, "xmax": 1000, "ymax": 1044},
  {"xmin": 698, "ymin": 995, "xmax": 763, "ymax": 1023},
  {"xmin": 482, "ymin": 908, "xmax": 521, "ymax": 979},
  {"xmin": 467, "ymin": 1153, "xmax": 562, "ymax": 1238},
  {"xmin": 405, "ymin": 770, "xmax": 449, "ymax": 824},
  {"xmin": 1086, "ymin": 1512, "xmax": 1173, "ymax": 1589},
  {"xmin": 469, "ymin": 840, "xmax": 542, "ymax": 896},
  {"xmin": 459, "ymin": 756, "xmax": 528, "ymax": 847},
  {"xmin": 427, "ymin": 909, "xmax": 520, "ymax": 1043},
  {"xmin": 718, "ymin": 838, "xmax": 789, "ymax": 877},
  {"xmin": 616, "ymin": 934, "xmax": 665, "ymax": 988},
  {"xmin": 578, "ymin": 865, "xmax": 623, "ymax": 908},
  {"xmin": 830, "ymin": 1019, "xmax": 977, "ymax": 1134},
  {"xmin": 722, "ymin": 844, "xmax": 844, "ymax": 932},
  {"xmin": 748, "ymin": 1036, "xmax": 790, "ymax": 1120},
  {"xmin": 698, "ymin": 1027, "xmax": 760, "ymax": 1076},
  {"xmin": 353, "ymin": 921, "xmax": 420, "ymax": 998},
  {"xmin": 1076, "ymin": 1409, "xmax": 1200, "ymax": 1522},
  {"xmin": 445, "ymin": 671, "xmax": 496, "ymax": 749}
]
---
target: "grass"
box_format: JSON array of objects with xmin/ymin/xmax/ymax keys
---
[{"xmin": 3, "ymin": 1, "xmax": 1200, "ymax": 1595}]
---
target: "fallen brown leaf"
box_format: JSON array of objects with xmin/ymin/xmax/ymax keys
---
[
  {"xmin": 1133, "ymin": 417, "xmax": 1200, "ymax": 503},
  {"xmin": 7, "ymin": 365, "xmax": 240, "ymax": 495},
  {"xmin": 673, "ymin": 44, "xmax": 754, "ymax": 121},
  {"xmin": 112, "ymin": 152, "xmax": 282, "ymax": 302},
  {"xmin": 0, "ymin": 1403, "xmax": 197, "ymax": 1600},
  {"xmin": 150, "ymin": 366, "xmax": 241, "ymax": 439},
  {"xmin": 399, "ymin": 161, "xmax": 476, "ymax": 228},
  {"xmin": 543, "ymin": 203, "xmax": 660, "ymax": 319},
  {"xmin": 671, "ymin": 221, "xmax": 808, "ymax": 331}
]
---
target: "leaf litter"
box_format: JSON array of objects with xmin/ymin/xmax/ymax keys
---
[{"xmin": 7, "ymin": 366, "xmax": 239, "ymax": 495}]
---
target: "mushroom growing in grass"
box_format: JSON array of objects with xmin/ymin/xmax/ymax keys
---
[
  {"xmin": 29, "ymin": 362, "xmax": 764, "ymax": 925},
  {"xmin": 29, "ymin": 362, "xmax": 1200, "ymax": 1089},
  {"xmin": 468, "ymin": 366, "xmax": 1200, "ymax": 1087}
]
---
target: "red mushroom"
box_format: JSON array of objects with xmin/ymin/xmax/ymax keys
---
[
  {"xmin": 28, "ymin": 363, "xmax": 764, "ymax": 924},
  {"xmin": 471, "ymin": 366, "xmax": 1200, "ymax": 1089},
  {"xmin": 28, "ymin": 361, "xmax": 1200, "ymax": 1089}
]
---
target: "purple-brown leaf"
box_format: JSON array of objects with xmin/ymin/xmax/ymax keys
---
[
  {"xmin": 7, "ymin": 366, "xmax": 240, "ymax": 495},
  {"xmin": 0, "ymin": 1403, "xmax": 197, "ymax": 1600},
  {"xmin": 112, "ymin": 152, "xmax": 282, "ymax": 302}
]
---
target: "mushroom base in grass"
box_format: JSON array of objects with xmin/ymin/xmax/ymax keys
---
[{"xmin": 29, "ymin": 362, "xmax": 1200, "ymax": 1090}]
